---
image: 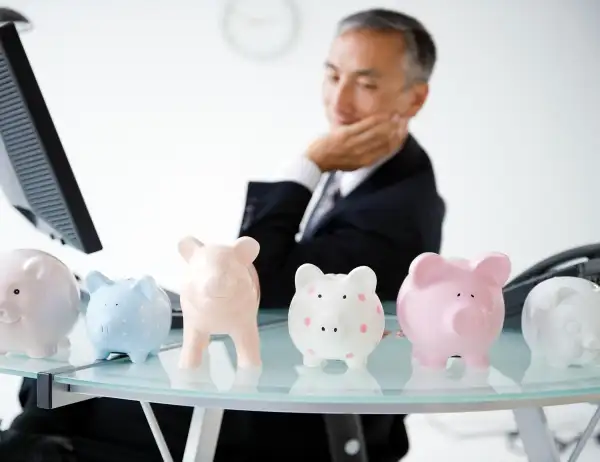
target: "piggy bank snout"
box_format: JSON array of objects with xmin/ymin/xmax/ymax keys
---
[
  {"xmin": 582, "ymin": 334, "xmax": 600, "ymax": 350},
  {"xmin": 316, "ymin": 313, "xmax": 348, "ymax": 334},
  {"xmin": 448, "ymin": 304, "xmax": 487, "ymax": 336},
  {"xmin": 0, "ymin": 301, "xmax": 21, "ymax": 324},
  {"xmin": 200, "ymin": 272, "xmax": 240, "ymax": 298},
  {"xmin": 88, "ymin": 300, "xmax": 131, "ymax": 333}
]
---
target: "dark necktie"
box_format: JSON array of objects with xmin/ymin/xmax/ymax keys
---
[{"xmin": 302, "ymin": 172, "xmax": 341, "ymax": 238}]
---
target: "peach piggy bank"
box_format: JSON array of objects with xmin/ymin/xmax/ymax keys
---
[
  {"xmin": 177, "ymin": 236, "xmax": 261, "ymax": 369},
  {"xmin": 397, "ymin": 252, "xmax": 511, "ymax": 369},
  {"xmin": 0, "ymin": 249, "xmax": 80, "ymax": 358}
]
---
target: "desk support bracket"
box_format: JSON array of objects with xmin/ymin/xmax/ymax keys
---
[
  {"xmin": 36, "ymin": 342, "xmax": 182, "ymax": 409},
  {"xmin": 513, "ymin": 407, "xmax": 561, "ymax": 462}
]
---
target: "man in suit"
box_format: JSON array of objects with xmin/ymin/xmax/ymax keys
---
[
  {"xmin": 240, "ymin": 8, "xmax": 443, "ymax": 309},
  {"xmin": 0, "ymin": 7, "xmax": 444, "ymax": 462}
]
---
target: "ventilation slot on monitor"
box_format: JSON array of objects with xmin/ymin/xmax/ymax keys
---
[{"xmin": 0, "ymin": 51, "xmax": 79, "ymax": 246}]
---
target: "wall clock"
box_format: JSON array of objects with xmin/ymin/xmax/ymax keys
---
[{"xmin": 221, "ymin": 0, "xmax": 300, "ymax": 62}]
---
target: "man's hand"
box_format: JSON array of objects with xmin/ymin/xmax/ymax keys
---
[{"xmin": 306, "ymin": 113, "xmax": 408, "ymax": 172}]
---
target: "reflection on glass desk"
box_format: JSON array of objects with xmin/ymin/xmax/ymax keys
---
[
  {"xmin": 0, "ymin": 322, "xmax": 183, "ymax": 379},
  {"xmin": 50, "ymin": 314, "xmax": 600, "ymax": 413},
  {"xmin": 0, "ymin": 309, "xmax": 287, "ymax": 380}
]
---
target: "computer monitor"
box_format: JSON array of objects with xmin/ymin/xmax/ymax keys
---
[
  {"xmin": 0, "ymin": 22, "xmax": 102, "ymax": 253},
  {"xmin": 0, "ymin": 22, "xmax": 183, "ymax": 325}
]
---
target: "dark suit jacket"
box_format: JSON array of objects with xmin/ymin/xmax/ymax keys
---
[{"xmin": 240, "ymin": 133, "xmax": 445, "ymax": 307}]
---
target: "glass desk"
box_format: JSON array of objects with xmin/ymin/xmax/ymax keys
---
[{"xmin": 2, "ymin": 311, "xmax": 600, "ymax": 462}]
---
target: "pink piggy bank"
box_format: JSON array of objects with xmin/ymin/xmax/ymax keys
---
[
  {"xmin": 177, "ymin": 235, "xmax": 261, "ymax": 369},
  {"xmin": 397, "ymin": 252, "xmax": 511, "ymax": 369},
  {"xmin": 0, "ymin": 249, "xmax": 80, "ymax": 358}
]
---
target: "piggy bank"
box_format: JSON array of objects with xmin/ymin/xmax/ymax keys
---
[
  {"xmin": 85, "ymin": 271, "xmax": 172, "ymax": 364},
  {"xmin": 288, "ymin": 264, "xmax": 385, "ymax": 369},
  {"xmin": 521, "ymin": 276, "xmax": 600, "ymax": 368},
  {"xmin": 177, "ymin": 235, "xmax": 261, "ymax": 369},
  {"xmin": 0, "ymin": 249, "xmax": 80, "ymax": 358},
  {"xmin": 397, "ymin": 252, "xmax": 511, "ymax": 369}
]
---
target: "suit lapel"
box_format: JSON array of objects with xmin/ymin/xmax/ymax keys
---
[{"xmin": 300, "ymin": 134, "xmax": 429, "ymax": 240}]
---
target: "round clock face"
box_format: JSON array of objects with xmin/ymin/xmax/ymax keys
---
[{"xmin": 221, "ymin": 0, "xmax": 300, "ymax": 61}]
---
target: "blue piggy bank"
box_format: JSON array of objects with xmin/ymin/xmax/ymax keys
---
[{"xmin": 84, "ymin": 271, "xmax": 172, "ymax": 364}]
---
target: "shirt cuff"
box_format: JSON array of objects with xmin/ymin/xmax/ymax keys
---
[{"xmin": 279, "ymin": 156, "xmax": 323, "ymax": 192}]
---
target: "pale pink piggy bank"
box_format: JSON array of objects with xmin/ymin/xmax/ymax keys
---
[
  {"xmin": 177, "ymin": 235, "xmax": 261, "ymax": 369},
  {"xmin": 397, "ymin": 252, "xmax": 511, "ymax": 369},
  {"xmin": 288, "ymin": 264, "xmax": 385, "ymax": 369},
  {"xmin": 0, "ymin": 249, "xmax": 80, "ymax": 358}
]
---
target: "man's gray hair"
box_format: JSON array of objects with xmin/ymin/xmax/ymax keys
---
[{"xmin": 337, "ymin": 8, "xmax": 437, "ymax": 85}]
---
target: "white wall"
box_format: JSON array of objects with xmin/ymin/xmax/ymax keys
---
[{"xmin": 1, "ymin": 0, "xmax": 600, "ymax": 294}]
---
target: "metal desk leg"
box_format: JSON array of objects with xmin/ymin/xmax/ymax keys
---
[
  {"xmin": 140, "ymin": 402, "xmax": 174, "ymax": 462},
  {"xmin": 182, "ymin": 406, "xmax": 224, "ymax": 462},
  {"xmin": 568, "ymin": 404, "xmax": 600, "ymax": 462},
  {"xmin": 324, "ymin": 414, "xmax": 369, "ymax": 462},
  {"xmin": 513, "ymin": 407, "xmax": 560, "ymax": 462}
]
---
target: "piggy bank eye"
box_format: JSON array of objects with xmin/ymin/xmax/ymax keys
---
[
  {"xmin": 317, "ymin": 294, "xmax": 322, "ymax": 298},
  {"xmin": 12, "ymin": 289, "xmax": 20, "ymax": 295},
  {"xmin": 470, "ymin": 294, "xmax": 475, "ymax": 298},
  {"xmin": 342, "ymin": 295, "xmax": 347, "ymax": 299},
  {"xmin": 457, "ymin": 293, "xmax": 460, "ymax": 297}
]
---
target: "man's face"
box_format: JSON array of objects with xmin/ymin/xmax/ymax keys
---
[{"xmin": 322, "ymin": 28, "xmax": 428, "ymax": 128}]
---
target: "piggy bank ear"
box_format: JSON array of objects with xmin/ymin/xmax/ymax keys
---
[
  {"xmin": 22, "ymin": 256, "xmax": 45, "ymax": 280},
  {"xmin": 347, "ymin": 266, "xmax": 377, "ymax": 292},
  {"xmin": 85, "ymin": 271, "xmax": 113, "ymax": 293},
  {"xmin": 552, "ymin": 286, "xmax": 579, "ymax": 307},
  {"xmin": 409, "ymin": 253, "xmax": 449, "ymax": 288},
  {"xmin": 233, "ymin": 236, "xmax": 260, "ymax": 266},
  {"xmin": 473, "ymin": 252, "xmax": 511, "ymax": 287},
  {"xmin": 133, "ymin": 275, "xmax": 159, "ymax": 300},
  {"xmin": 178, "ymin": 236, "xmax": 204, "ymax": 263},
  {"xmin": 295, "ymin": 264, "xmax": 323, "ymax": 290}
]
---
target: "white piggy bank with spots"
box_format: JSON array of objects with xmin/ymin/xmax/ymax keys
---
[{"xmin": 288, "ymin": 264, "xmax": 385, "ymax": 369}]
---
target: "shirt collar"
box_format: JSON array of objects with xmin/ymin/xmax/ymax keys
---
[{"xmin": 336, "ymin": 142, "xmax": 404, "ymax": 197}]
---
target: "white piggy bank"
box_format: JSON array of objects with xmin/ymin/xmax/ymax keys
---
[
  {"xmin": 522, "ymin": 276, "xmax": 600, "ymax": 368},
  {"xmin": 0, "ymin": 249, "xmax": 80, "ymax": 358},
  {"xmin": 288, "ymin": 264, "xmax": 385, "ymax": 369}
]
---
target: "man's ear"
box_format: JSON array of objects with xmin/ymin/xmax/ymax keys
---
[{"xmin": 404, "ymin": 82, "xmax": 429, "ymax": 118}]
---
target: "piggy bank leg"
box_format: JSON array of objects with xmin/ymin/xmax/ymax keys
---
[
  {"xmin": 545, "ymin": 350, "xmax": 575, "ymax": 369},
  {"xmin": 345, "ymin": 354, "xmax": 367, "ymax": 369},
  {"xmin": 26, "ymin": 344, "xmax": 57, "ymax": 359},
  {"xmin": 58, "ymin": 337, "xmax": 71, "ymax": 350},
  {"xmin": 303, "ymin": 352, "xmax": 324, "ymax": 368},
  {"xmin": 230, "ymin": 323, "xmax": 261, "ymax": 368},
  {"xmin": 128, "ymin": 351, "xmax": 150, "ymax": 364},
  {"xmin": 179, "ymin": 327, "xmax": 209, "ymax": 369},
  {"xmin": 94, "ymin": 348, "xmax": 111, "ymax": 361},
  {"xmin": 412, "ymin": 349, "xmax": 448, "ymax": 369},
  {"xmin": 462, "ymin": 352, "xmax": 490, "ymax": 369}
]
